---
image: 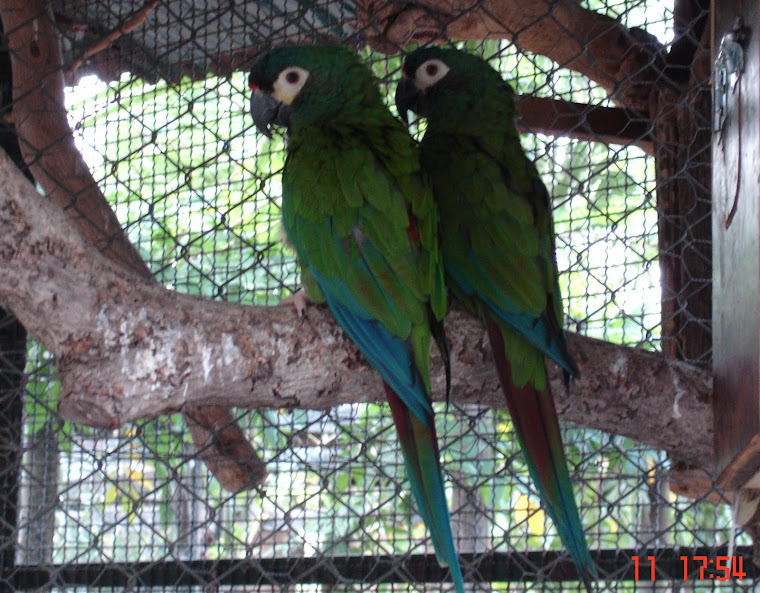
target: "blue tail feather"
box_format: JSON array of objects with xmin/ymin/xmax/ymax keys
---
[
  {"xmin": 312, "ymin": 268, "xmax": 432, "ymax": 427},
  {"xmin": 385, "ymin": 384, "xmax": 466, "ymax": 593},
  {"xmin": 309, "ymin": 269, "xmax": 465, "ymax": 593}
]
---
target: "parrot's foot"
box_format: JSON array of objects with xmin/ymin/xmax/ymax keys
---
[{"xmin": 278, "ymin": 289, "xmax": 310, "ymax": 319}]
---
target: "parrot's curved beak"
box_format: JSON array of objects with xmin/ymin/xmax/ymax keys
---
[
  {"xmin": 250, "ymin": 89, "xmax": 291, "ymax": 138},
  {"xmin": 395, "ymin": 76, "xmax": 422, "ymax": 126}
]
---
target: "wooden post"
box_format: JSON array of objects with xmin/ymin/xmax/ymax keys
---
[
  {"xmin": 0, "ymin": 311, "xmax": 26, "ymax": 593},
  {"xmin": 0, "ymin": 25, "xmax": 29, "ymax": 588},
  {"xmin": 712, "ymin": 0, "xmax": 760, "ymax": 488},
  {"xmin": 655, "ymin": 13, "xmax": 713, "ymax": 366}
]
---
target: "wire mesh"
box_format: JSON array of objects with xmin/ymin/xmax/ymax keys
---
[{"xmin": 0, "ymin": 0, "xmax": 737, "ymax": 591}]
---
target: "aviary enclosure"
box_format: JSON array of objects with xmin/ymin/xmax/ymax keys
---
[{"xmin": 0, "ymin": 0, "xmax": 749, "ymax": 591}]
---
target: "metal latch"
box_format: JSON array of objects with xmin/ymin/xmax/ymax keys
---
[{"xmin": 714, "ymin": 16, "xmax": 748, "ymax": 133}]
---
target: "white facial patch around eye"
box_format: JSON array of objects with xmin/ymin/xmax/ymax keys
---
[
  {"xmin": 414, "ymin": 59, "xmax": 451, "ymax": 91},
  {"xmin": 273, "ymin": 66, "xmax": 310, "ymax": 104}
]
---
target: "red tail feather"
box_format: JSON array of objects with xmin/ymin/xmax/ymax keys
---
[
  {"xmin": 485, "ymin": 319, "xmax": 595, "ymax": 591},
  {"xmin": 486, "ymin": 320, "xmax": 556, "ymax": 476}
]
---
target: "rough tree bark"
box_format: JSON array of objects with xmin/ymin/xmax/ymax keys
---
[
  {"xmin": 355, "ymin": 0, "xmax": 663, "ymax": 111},
  {"xmin": 0, "ymin": 0, "xmax": 265, "ymax": 492},
  {"xmin": 0, "ymin": 148, "xmax": 714, "ymax": 470}
]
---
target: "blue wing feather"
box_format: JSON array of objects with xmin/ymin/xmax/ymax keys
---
[
  {"xmin": 446, "ymin": 259, "xmax": 576, "ymax": 375},
  {"xmin": 311, "ymin": 267, "xmax": 434, "ymax": 428}
]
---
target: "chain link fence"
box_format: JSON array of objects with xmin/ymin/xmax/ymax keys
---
[{"xmin": 0, "ymin": 0, "xmax": 744, "ymax": 591}]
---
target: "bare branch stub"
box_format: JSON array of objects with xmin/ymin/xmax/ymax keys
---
[
  {"xmin": 185, "ymin": 405, "xmax": 268, "ymax": 491},
  {"xmin": 0, "ymin": 147, "xmax": 715, "ymax": 470},
  {"xmin": 0, "ymin": 0, "xmax": 265, "ymax": 492}
]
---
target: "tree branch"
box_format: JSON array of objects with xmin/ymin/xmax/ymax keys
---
[
  {"xmin": 0, "ymin": 0, "xmax": 150, "ymax": 274},
  {"xmin": 0, "ymin": 147, "xmax": 714, "ymax": 470},
  {"xmin": 64, "ymin": 0, "xmax": 165, "ymax": 81},
  {"xmin": 0, "ymin": 0, "xmax": 264, "ymax": 491},
  {"xmin": 517, "ymin": 96, "xmax": 653, "ymax": 154},
  {"xmin": 356, "ymin": 0, "xmax": 664, "ymax": 111}
]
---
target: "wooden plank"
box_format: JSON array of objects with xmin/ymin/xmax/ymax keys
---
[
  {"xmin": 655, "ymin": 79, "xmax": 713, "ymax": 365},
  {"xmin": 712, "ymin": 0, "xmax": 760, "ymax": 488},
  {"xmin": 646, "ymin": 3, "xmax": 713, "ymax": 370}
]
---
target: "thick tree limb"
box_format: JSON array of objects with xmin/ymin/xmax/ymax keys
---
[
  {"xmin": 0, "ymin": 0, "xmax": 264, "ymax": 492},
  {"xmin": 356, "ymin": 0, "xmax": 664, "ymax": 111},
  {"xmin": 0, "ymin": 147, "xmax": 714, "ymax": 470}
]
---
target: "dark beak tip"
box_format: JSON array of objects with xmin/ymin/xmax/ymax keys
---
[
  {"xmin": 256, "ymin": 120, "xmax": 273, "ymax": 139},
  {"xmin": 398, "ymin": 108, "xmax": 409, "ymax": 126},
  {"xmin": 394, "ymin": 77, "xmax": 419, "ymax": 127}
]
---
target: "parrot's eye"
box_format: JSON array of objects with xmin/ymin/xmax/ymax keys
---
[
  {"xmin": 415, "ymin": 59, "xmax": 450, "ymax": 90},
  {"xmin": 273, "ymin": 66, "xmax": 310, "ymax": 105}
]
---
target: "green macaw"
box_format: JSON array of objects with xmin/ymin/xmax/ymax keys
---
[
  {"xmin": 248, "ymin": 45, "xmax": 464, "ymax": 592},
  {"xmin": 396, "ymin": 47, "xmax": 596, "ymax": 591}
]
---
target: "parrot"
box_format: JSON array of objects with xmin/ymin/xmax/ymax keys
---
[
  {"xmin": 396, "ymin": 46, "xmax": 597, "ymax": 591},
  {"xmin": 248, "ymin": 45, "xmax": 465, "ymax": 592}
]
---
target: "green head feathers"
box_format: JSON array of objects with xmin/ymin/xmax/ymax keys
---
[
  {"xmin": 248, "ymin": 45, "xmax": 361, "ymax": 93},
  {"xmin": 396, "ymin": 46, "xmax": 513, "ymax": 124},
  {"xmin": 248, "ymin": 45, "xmax": 385, "ymax": 135}
]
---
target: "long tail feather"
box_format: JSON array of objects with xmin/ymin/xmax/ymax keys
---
[
  {"xmin": 486, "ymin": 320, "xmax": 596, "ymax": 592},
  {"xmin": 383, "ymin": 383, "xmax": 465, "ymax": 593}
]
